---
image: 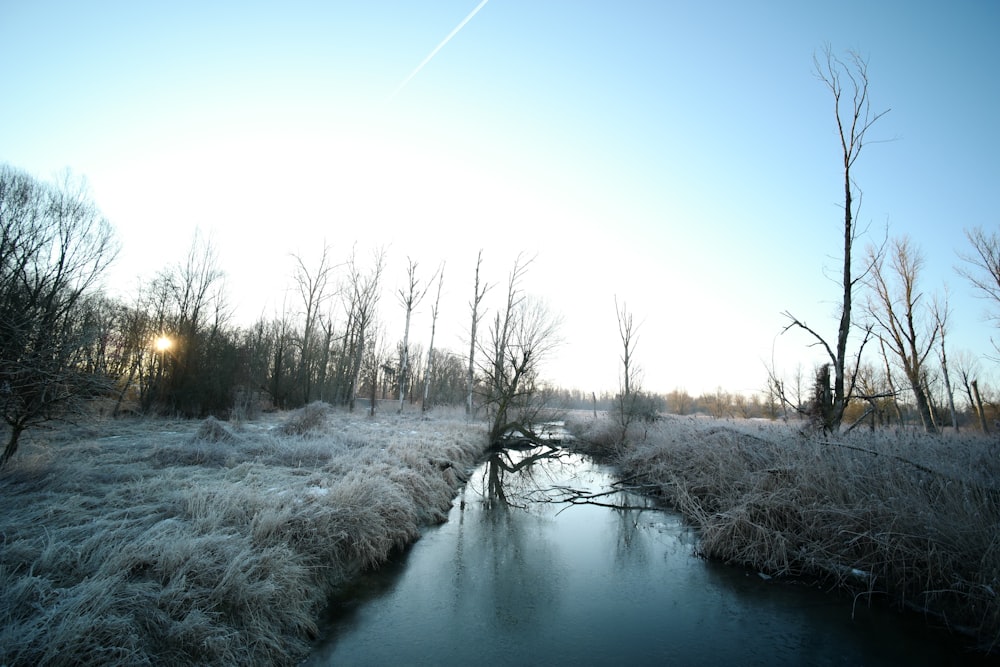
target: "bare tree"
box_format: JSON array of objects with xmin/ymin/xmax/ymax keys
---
[
  {"xmin": 781, "ymin": 46, "xmax": 889, "ymax": 432},
  {"xmin": 666, "ymin": 389, "xmax": 693, "ymax": 416},
  {"xmin": 422, "ymin": 265, "xmax": 445, "ymax": 412},
  {"xmin": 479, "ymin": 254, "xmax": 561, "ymax": 446},
  {"xmin": 313, "ymin": 308, "xmax": 338, "ymax": 402},
  {"xmin": 764, "ymin": 374, "xmax": 786, "ymax": 421},
  {"xmin": 267, "ymin": 300, "xmax": 296, "ymax": 410},
  {"xmin": 107, "ymin": 295, "xmax": 154, "ymax": 416},
  {"xmin": 154, "ymin": 230, "xmax": 230, "ymax": 416},
  {"xmin": 396, "ymin": 258, "xmax": 435, "ymax": 413},
  {"xmin": 0, "ymin": 165, "xmax": 119, "ymax": 467},
  {"xmin": 614, "ymin": 296, "xmax": 643, "ymax": 434},
  {"xmin": 343, "ymin": 247, "xmax": 385, "ymax": 412},
  {"xmin": 362, "ymin": 324, "xmax": 390, "ymax": 416},
  {"xmin": 935, "ymin": 295, "xmax": 959, "ymax": 431},
  {"xmin": 957, "ymin": 227, "xmax": 1000, "ymax": 353},
  {"xmin": 467, "ymin": 250, "xmax": 490, "ymax": 415},
  {"xmin": 971, "ymin": 379, "xmax": 990, "ymax": 433},
  {"xmin": 292, "ymin": 243, "xmax": 336, "ymax": 404},
  {"xmin": 866, "ymin": 236, "xmax": 939, "ymax": 433},
  {"xmin": 952, "ymin": 349, "xmax": 985, "ymax": 430},
  {"xmin": 849, "ymin": 362, "xmax": 889, "ymax": 430}
]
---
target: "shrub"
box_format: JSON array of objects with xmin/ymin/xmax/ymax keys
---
[{"xmin": 278, "ymin": 402, "xmax": 331, "ymax": 436}]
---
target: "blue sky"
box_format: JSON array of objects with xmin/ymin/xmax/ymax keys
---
[{"xmin": 2, "ymin": 1, "xmax": 998, "ymax": 397}]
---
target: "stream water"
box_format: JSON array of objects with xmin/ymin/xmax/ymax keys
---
[{"xmin": 305, "ymin": 446, "xmax": 987, "ymax": 666}]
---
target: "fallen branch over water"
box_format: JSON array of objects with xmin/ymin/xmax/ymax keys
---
[{"xmin": 528, "ymin": 485, "xmax": 660, "ymax": 515}]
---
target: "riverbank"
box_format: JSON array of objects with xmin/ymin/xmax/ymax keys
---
[
  {"xmin": 0, "ymin": 404, "xmax": 486, "ymax": 666},
  {"xmin": 570, "ymin": 414, "xmax": 1000, "ymax": 655}
]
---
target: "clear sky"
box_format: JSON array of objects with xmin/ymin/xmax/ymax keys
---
[{"xmin": 2, "ymin": 1, "xmax": 998, "ymax": 397}]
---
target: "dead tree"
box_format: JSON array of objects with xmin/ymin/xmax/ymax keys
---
[
  {"xmin": 396, "ymin": 258, "xmax": 434, "ymax": 413},
  {"xmin": 614, "ymin": 295, "xmax": 643, "ymax": 435},
  {"xmin": 479, "ymin": 254, "xmax": 561, "ymax": 447},
  {"xmin": 422, "ymin": 265, "xmax": 445, "ymax": 412},
  {"xmin": 466, "ymin": 250, "xmax": 490, "ymax": 415},
  {"xmin": 957, "ymin": 227, "xmax": 1000, "ymax": 356},
  {"xmin": 291, "ymin": 243, "xmax": 336, "ymax": 405},
  {"xmin": 865, "ymin": 236, "xmax": 939, "ymax": 433},
  {"xmin": 343, "ymin": 247, "xmax": 385, "ymax": 412},
  {"xmin": 935, "ymin": 297, "xmax": 958, "ymax": 431},
  {"xmin": 972, "ymin": 379, "xmax": 990, "ymax": 433},
  {"xmin": 781, "ymin": 46, "xmax": 889, "ymax": 432}
]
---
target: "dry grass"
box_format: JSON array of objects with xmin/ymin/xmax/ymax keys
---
[
  {"xmin": 570, "ymin": 414, "xmax": 1000, "ymax": 653},
  {"xmin": 0, "ymin": 406, "xmax": 486, "ymax": 667}
]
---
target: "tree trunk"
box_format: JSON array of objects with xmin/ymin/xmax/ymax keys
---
[
  {"xmin": 939, "ymin": 324, "xmax": 958, "ymax": 431},
  {"xmin": 423, "ymin": 268, "xmax": 444, "ymax": 413},
  {"xmin": 832, "ymin": 158, "xmax": 853, "ymax": 432},
  {"xmin": 906, "ymin": 370, "xmax": 937, "ymax": 434},
  {"xmin": 467, "ymin": 251, "xmax": 487, "ymax": 416},
  {"xmin": 349, "ymin": 332, "xmax": 364, "ymax": 413},
  {"xmin": 2, "ymin": 424, "xmax": 25, "ymax": 468},
  {"xmin": 972, "ymin": 380, "xmax": 989, "ymax": 433},
  {"xmin": 397, "ymin": 306, "xmax": 412, "ymax": 413}
]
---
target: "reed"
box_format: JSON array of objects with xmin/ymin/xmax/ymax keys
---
[
  {"xmin": 571, "ymin": 414, "xmax": 1000, "ymax": 652},
  {"xmin": 0, "ymin": 407, "xmax": 486, "ymax": 666}
]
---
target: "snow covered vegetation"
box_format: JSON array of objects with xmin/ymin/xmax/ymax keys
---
[
  {"xmin": 0, "ymin": 404, "xmax": 485, "ymax": 666},
  {"xmin": 571, "ymin": 414, "xmax": 1000, "ymax": 653}
]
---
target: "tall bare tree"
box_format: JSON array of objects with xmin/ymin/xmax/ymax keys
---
[
  {"xmin": 154, "ymin": 230, "xmax": 230, "ymax": 416},
  {"xmin": 952, "ymin": 349, "xmax": 987, "ymax": 430},
  {"xmin": 396, "ymin": 258, "xmax": 434, "ymax": 413},
  {"xmin": 614, "ymin": 296, "xmax": 643, "ymax": 434},
  {"xmin": 422, "ymin": 265, "xmax": 445, "ymax": 412},
  {"xmin": 782, "ymin": 46, "xmax": 889, "ymax": 432},
  {"xmin": 935, "ymin": 295, "xmax": 959, "ymax": 431},
  {"xmin": 292, "ymin": 243, "xmax": 336, "ymax": 404},
  {"xmin": 866, "ymin": 236, "xmax": 939, "ymax": 433},
  {"xmin": 467, "ymin": 250, "xmax": 490, "ymax": 415},
  {"xmin": 343, "ymin": 247, "xmax": 385, "ymax": 412},
  {"xmin": 0, "ymin": 165, "xmax": 118, "ymax": 466},
  {"xmin": 479, "ymin": 254, "xmax": 561, "ymax": 446},
  {"xmin": 267, "ymin": 299, "xmax": 295, "ymax": 410}
]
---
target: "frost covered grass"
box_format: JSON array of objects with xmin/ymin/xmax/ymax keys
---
[
  {"xmin": 0, "ymin": 404, "xmax": 486, "ymax": 667},
  {"xmin": 571, "ymin": 414, "xmax": 1000, "ymax": 653}
]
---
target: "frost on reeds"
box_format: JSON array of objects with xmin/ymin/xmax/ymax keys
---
[
  {"xmin": 277, "ymin": 401, "xmax": 331, "ymax": 436},
  {"xmin": 0, "ymin": 407, "xmax": 486, "ymax": 667},
  {"xmin": 573, "ymin": 414, "xmax": 1000, "ymax": 652}
]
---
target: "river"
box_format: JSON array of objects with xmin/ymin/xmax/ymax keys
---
[{"xmin": 305, "ymin": 445, "xmax": 986, "ymax": 666}]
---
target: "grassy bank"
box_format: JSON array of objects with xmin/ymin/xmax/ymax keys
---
[
  {"xmin": 571, "ymin": 414, "xmax": 1000, "ymax": 653},
  {"xmin": 0, "ymin": 404, "xmax": 486, "ymax": 666}
]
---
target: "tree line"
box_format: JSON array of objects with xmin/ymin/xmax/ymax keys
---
[{"xmin": 0, "ymin": 163, "xmax": 566, "ymax": 466}]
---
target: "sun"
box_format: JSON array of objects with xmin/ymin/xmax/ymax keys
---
[{"xmin": 154, "ymin": 336, "xmax": 172, "ymax": 352}]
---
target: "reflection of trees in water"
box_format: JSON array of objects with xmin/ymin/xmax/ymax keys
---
[
  {"xmin": 455, "ymin": 445, "xmax": 672, "ymax": 630},
  {"xmin": 480, "ymin": 444, "xmax": 565, "ymax": 510},
  {"xmin": 455, "ymin": 444, "xmax": 565, "ymax": 629},
  {"xmin": 476, "ymin": 444, "xmax": 660, "ymax": 516},
  {"xmin": 486, "ymin": 446, "xmax": 663, "ymax": 573}
]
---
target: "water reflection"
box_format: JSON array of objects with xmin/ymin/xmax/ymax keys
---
[
  {"xmin": 307, "ymin": 446, "xmax": 986, "ymax": 667},
  {"xmin": 480, "ymin": 443, "xmax": 563, "ymax": 510}
]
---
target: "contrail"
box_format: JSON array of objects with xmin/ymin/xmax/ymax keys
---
[{"xmin": 388, "ymin": 0, "xmax": 490, "ymax": 101}]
